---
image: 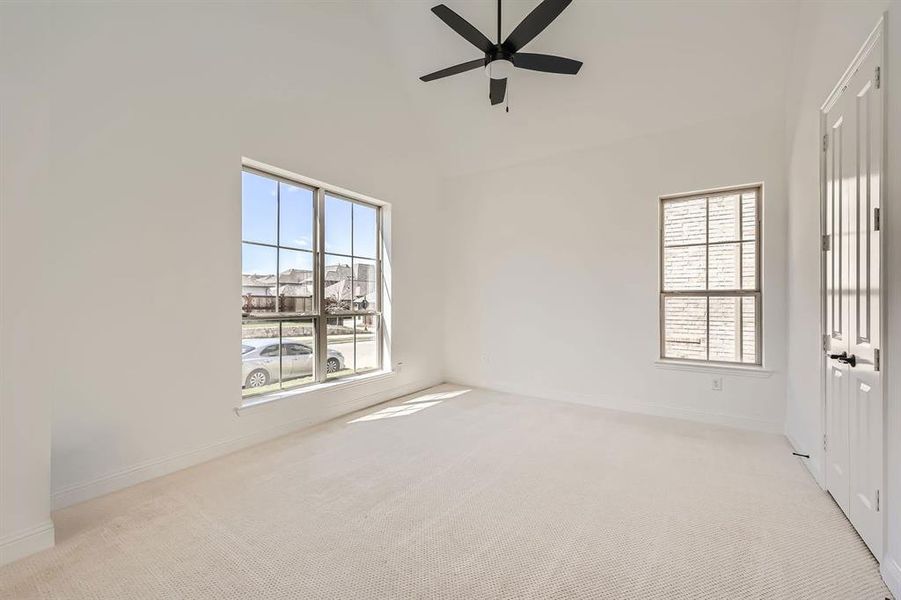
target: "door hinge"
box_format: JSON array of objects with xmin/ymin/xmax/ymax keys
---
[
  {"xmin": 875, "ymin": 66, "xmax": 881, "ymax": 89},
  {"xmin": 874, "ymin": 207, "xmax": 881, "ymax": 231},
  {"xmin": 823, "ymin": 134, "xmax": 829, "ymax": 152},
  {"xmin": 823, "ymin": 434, "xmax": 828, "ymax": 452},
  {"xmin": 876, "ymin": 489, "xmax": 880, "ymax": 511},
  {"xmin": 874, "ymin": 348, "xmax": 880, "ymax": 372},
  {"xmin": 822, "ymin": 234, "xmax": 831, "ymax": 251}
]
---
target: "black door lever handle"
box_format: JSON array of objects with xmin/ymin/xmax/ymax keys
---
[
  {"xmin": 837, "ymin": 354, "xmax": 857, "ymax": 367},
  {"xmin": 828, "ymin": 351, "xmax": 847, "ymax": 360}
]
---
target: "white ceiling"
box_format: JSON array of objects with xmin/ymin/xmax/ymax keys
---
[{"xmin": 365, "ymin": 0, "xmax": 799, "ymax": 177}]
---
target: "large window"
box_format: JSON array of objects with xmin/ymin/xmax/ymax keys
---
[
  {"xmin": 241, "ymin": 166, "xmax": 384, "ymax": 398},
  {"xmin": 659, "ymin": 185, "xmax": 761, "ymax": 365}
]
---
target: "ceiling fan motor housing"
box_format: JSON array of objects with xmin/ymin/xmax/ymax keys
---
[{"xmin": 484, "ymin": 46, "xmax": 514, "ymax": 79}]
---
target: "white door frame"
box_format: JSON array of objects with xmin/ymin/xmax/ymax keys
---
[{"xmin": 818, "ymin": 14, "xmax": 886, "ymax": 557}]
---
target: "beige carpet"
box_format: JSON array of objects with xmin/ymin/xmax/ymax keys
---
[{"xmin": 0, "ymin": 385, "xmax": 891, "ymax": 599}]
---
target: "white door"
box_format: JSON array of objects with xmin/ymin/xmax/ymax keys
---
[{"xmin": 822, "ymin": 27, "xmax": 883, "ymax": 559}]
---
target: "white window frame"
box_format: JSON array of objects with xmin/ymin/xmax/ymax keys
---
[
  {"xmin": 658, "ymin": 183, "xmax": 763, "ymax": 366},
  {"xmin": 241, "ymin": 158, "xmax": 391, "ymax": 403}
]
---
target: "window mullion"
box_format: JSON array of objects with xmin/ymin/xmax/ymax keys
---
[
  {"xmin": 738, "ymin": 195, "xmax": 744, "ymax": 362},
  {"xmin": 377, "ymin": 208, "xmax": 384, "ymax": 372},
  {"xmin": 275, "ymin": 182, "xmax": 283, "ymax": 389},
  {"xmin": 705, "ymin": 197, "xmax": 710, "ymax": 361},
  {"xmin": 315, "ymin": 187, "xmax": 327, "ymax": 383},
  {"xmin": 276, "ymin": 181, "xmax": 281, "ymax": 319}
]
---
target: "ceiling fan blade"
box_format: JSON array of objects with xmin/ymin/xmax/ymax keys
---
[
  {"xmin": 431, "ymin": 4, "xmax": 494, "ymax": 54},
  {"xmin": 420, "ymin": 58, "xmax": 486, "ymax": 82},
  {"xmin": 489, "ymin": 77, "xmax": 507, "ymax": 105},
  {"xmin": 503, "ymin": 0, "xmax": 572, "ymax": 53},
  {"xmin": 513, "ymin": 53, "xmax": 582, "ymax": 75}
]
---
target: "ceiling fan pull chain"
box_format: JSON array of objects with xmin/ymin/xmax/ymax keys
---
[{"xmin": 506, "ymin": 82, "xmax": 510, "ymax": 113}]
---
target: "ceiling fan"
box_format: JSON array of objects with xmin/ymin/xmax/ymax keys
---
[{"xmin": 420, "ymin": 0, "xmax": 582, "ymax": 107}]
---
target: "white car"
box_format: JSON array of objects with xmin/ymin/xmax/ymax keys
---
[{"xmin": 242, "ymin": 338, "xmax": 345, "ymax": 389}]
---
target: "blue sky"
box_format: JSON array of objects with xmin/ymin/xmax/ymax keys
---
[{"xmin": 242, "ymin": 171, "xmax": 377, "ymax": 275}]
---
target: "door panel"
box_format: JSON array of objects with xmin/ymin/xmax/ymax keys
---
[
  {"xmin": 826, "ymin": 363, "xmax": 850, "ymax": 515},
  {"xmin": 824, "ymin": 110, "xmax": 845, "ymax": 355},
  {"xmin": 849, "ymin": 55, "xmax": 881, "ymax": 368},
  {"xmin": 850, "ymin": 371, "xmax": 882, "ymax": 556}
]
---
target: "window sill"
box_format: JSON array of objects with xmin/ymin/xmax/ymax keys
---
[
  {"xmin": 653, "ymin": 360, "xmax": 773, "ymax": 378},
  {"xmin": 236, "ymin": 369, "xmax": 395, "ymax": 414}
]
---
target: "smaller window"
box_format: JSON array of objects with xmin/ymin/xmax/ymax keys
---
[{"xmin": 659, "ymin": 185, "xmax": 762, "ymax": 365}]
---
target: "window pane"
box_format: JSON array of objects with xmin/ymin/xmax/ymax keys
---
[
  {"xmin": 325, "ymin": 195, "xmax": 352, "ymax": 256},
  {"xmin": 663, "ymin": 197, "xmax": 706, "ymax": 246},
  {"xmin": 326, "ymin": 316, "xmax": 354, "ymax": 379},
  {"xmin": 709, "ymin": 243, "xmax": 741, "ymax": 290},
  {"xmin": 242, "ymin": 321, "xmax": 282, "ymax": 397},
  {"xmin": 742, "ymin": 242, "xmax": 756, "ymax": 290},
  {"xmin": 742, "ymin": 296, "xmax": 757, "ymax": 363},
  {"xmin": 663, "ymin": 245, "xmax": 706, "ymax": 291},
  {"xmin": 708, "ymin": 194, "xmax": 741, "ymax": 243},
  {"xmin": 663, "ymin": 296, "xmax": 707, "ymax": 360},
  {"xmin": 741, "ymin": 192, "xmax": 757, "ymax": 241},
  {"xmin": 324, "ymin": 254, "xmax": 352, "ymax": 312},
  {"xmin": 242, "ymin": 171, "xmax": 277, "ymax": 245},
  {"xmin": 709, "ymin": 296, "xmax": 740, "ymax": 362},
  {"xmin": 353, "ymin": 203, "xmax": 378, "ymax": 259},
  {"xmin": 279, "ymin": 249, "xmax": 314, "ymax": 313},
  {"xmin": 281, "ymin": 320, "xmax": 316, "ymax": 390},
  {"xmin": 355, "ymin": 315, "xmax": 379, "ymax": 374},
  {"xmin": 242, "ymin": 243, "xmax": 277, "ymax": 314},
  {"xmin": 279, "ymin": 182, "xmax": 314, "ymax": 251},
  {"xmin": 353, "ymin": 258, "xmax": 378, "ymax": 311}
]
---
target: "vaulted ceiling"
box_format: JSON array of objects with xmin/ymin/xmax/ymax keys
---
[{"xmin": 365, "ymin": 0, "xmax": 799, "ymax": 176}]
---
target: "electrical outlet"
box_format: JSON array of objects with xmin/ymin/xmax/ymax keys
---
[{"xmin": 712, "ymin": 376, "xmax": 723, "ymax": 391}]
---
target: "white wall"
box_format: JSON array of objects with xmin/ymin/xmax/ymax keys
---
[
  {"xmin": 0, "ymin": 6, "xmax": 56, "ymax": 564},
  {"xmin": 442, "ymin": 105, "xmax": 788, "ymax": 432},
  {"xmin": 0, "ymin": 1, "xmax": 445, "ymax": 526},
  {"xmin": 783, "ymin": 0, "xmax": 901, "ymax": 593}
]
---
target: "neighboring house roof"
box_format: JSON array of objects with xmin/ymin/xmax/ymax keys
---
[
  {"xmin": 325, "ymin": 264, "xmax": 352, "ymax": 280},
  {"xmin": 279, "ymin": 268, "xmax": 313, "ymax": 284},
  {"xmin": 244, "ymin": 269, "xmax": 314, "ymax": 297},
  {"xmin": 278, "ymin": 283, "xmax": 313, "ymax": 297},
  {"xmin": 242, "ymin": 274, "xmax": 276, "ymax": 287}
]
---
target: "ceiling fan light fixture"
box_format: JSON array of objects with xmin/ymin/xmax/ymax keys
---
[
  {"xmin": 420, "ymin": 0, "xmax": 582, "ymax": 106},
  {"xmin": 485, "ymin": 59, "xmax": 514, "ymax": 79}
]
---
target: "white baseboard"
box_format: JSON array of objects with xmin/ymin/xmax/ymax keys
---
[
  {"xmin": 0, "ymin": 520, "xmax": 55, "ymax": 566},
  {"xmin": 785, "ymin": 431, "xmax": 825, "ymax": 489},
  {"xmin": 449, "ymin": 378, "xmax": 784, "ymax": 434},
  {"xmin": 881, "ymin": 555, "xmax": 901, "ymax": 599},
  {"xmin": 52, "ymin": 377, "xmax": 441, "ymax": 510}
]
